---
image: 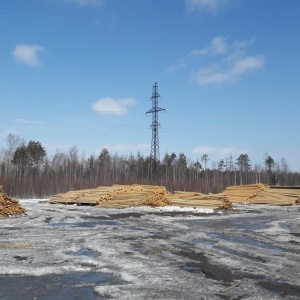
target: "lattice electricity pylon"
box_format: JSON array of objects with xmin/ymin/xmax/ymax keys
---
[{"xmin": 146, "ymin": 82, "xmax": 165, "ymax": 184}]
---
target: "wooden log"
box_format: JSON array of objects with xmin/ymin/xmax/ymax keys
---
[{"xmin": 0, "ymin": 188, "xmax": 26, "ymax": 217}]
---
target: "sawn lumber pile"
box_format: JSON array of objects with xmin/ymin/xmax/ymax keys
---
[
  {"xmin": 0, "ymin": 186, "xmax": 26, "ymax": 217},
  {"xmin": 223, "ymin": 184, "xmax": 300, "ymax": 206}
]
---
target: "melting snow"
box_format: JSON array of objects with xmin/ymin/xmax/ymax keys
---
[{"xmin": 0, "ymin": 199, "xmax": 300, "ymax": 299}]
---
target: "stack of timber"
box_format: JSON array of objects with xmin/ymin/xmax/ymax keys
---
[
  {"xmin": 169, "ymin": 192, "xmax": 225, "ymax": 209},
  {"xmin": 50, "ymin": 185, "xmax": 170, "ymax": 208},
  {"xmin": 0, "ymin": 186, "xmax": 26, "ymax": 217},
  {"xmin": 50, "ymin": 185, "xmax": 231, "ymax": 209},
  {"xmin": 96, "ymin": 185, "xmax": 153, "ymax": 208},
  {"xmin": 223, "ymin": 184, "xmax": 300, "ymax": 206},
  {"xmin": 140, "ymin": 186, "xmax": 171, "ymax": 207},
  {"xmin": 249, "ymin": 186, "xmax": 300, "ymax": 206},
  {"xmin": 50, "ymin": 186, "xmax": 119, "ymax": 205},
  {"xmin": 223, "ymin": 184, "xmax": 268, "ymax": 203},
  {"xmin": 219, "ymin": 195, "xmax": 233, "ymax": 210}
]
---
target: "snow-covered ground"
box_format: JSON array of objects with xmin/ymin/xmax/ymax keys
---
[{"xmin": 1, "ymin": 200, "xmax": 300, "ymax": 299}]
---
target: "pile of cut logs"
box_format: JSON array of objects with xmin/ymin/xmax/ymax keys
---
[
  {"xmin": 0, "ymin": 186, "xmax": 26, "ymax": 217},
  {"xmin": 223, "ymin": 184, "xmax": 268, "ymax": 203},
  {"xmin": 169, "ymin": 192, "xmax": 225, "ymax": 209},
  {"xmin": 50, "ymin": 185, "xmax": 226, "ymax": 209},
  {"xmin": 49, "ymin": 183, "xmax": 300, "ymax": 210},
  {"xmin": 50, "ymin": 185, "xmax": 171, "ymax": 208},
  {"xmin": 223, "ymin": 184, "xmax": 300, "ymax": 206},
  {"xmin": 97, "ymin": 185, "xmax": 147, "ymax": 204},
  {"xmin": 140, "ymin": 186, "xmax": 171, "ymax": 207},
  {"xmin": 250, "ymin": 186, "xmax": 300, "ymax": 205}
]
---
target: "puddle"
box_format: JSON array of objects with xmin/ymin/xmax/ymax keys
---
[
  {"xmin": 0, "ymin": 227, "xmax": 26, "ymax": 231},
  {"xmin": 195, "ymin": 239, "xmax": 216, "ymax": 245},
  {"xmin": 51, "ymin": 220, "xmax": 120, "ymax": 228},
  {"xmin": 174, "ymin": 215, "xmax": 276, "ymax": 231},
  {"xmin": 182, "ymin": 261, "xmax": 234, "ymax": 282},
  {"xmin": 208, "ymin": 233, "xmax": 282, "ymax": 252},
  {"xmin": 0, "ymin": 272, "xmax": 121, "ymax": 300},
  {"xmin": 214, "ymin": 246, "xmax": 267, "ymax": 263},
  {"xmin": 14, "ymin": 255, "xmax": 28, "ymax": 261},
  {"xmin": 258, "ymin": 279, "xmax": 300, "ymax": 297},
  {"xmin": 65, "ymin": 248, "xmax": 101, "ymax": 257},
  {"xmin": 183, "ymin": 265, "xmax": 201, "ymax": 273},
  {"xmin": 290, "ymin": 232, "xmax": 300, "ymax": 237},
  {"xmin": 280, "ymin": 224, "xmax": 291, "ymax": 231},
  {"xmin": 127, "ymin": 226, "xmax": 147, "ymax": 231},
  {"xmin": 73, "ymin": 222, "xmax": 103, "ymax": 228},
  {"xmin": 81, "ymin": 213, "xmax": 143, "ymax": 220},
  {"xmin": 230, "ymin": 216, "xmax": 277, "ymax": 231},
  {"xmin": 51, "ymin": 222, "xmax": 78, "ymax": 227},
  {"xmin": 289, "ymin": 240, "xmax": 300, "ymax": 246},
  {"xmin": 45, "ymin": 217, "xmax": 53, "ymax": 223}
]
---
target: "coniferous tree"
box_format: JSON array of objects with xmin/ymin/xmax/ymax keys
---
[{"xmin": 265, "ymin": 154, "xmax": 275, "ymax": 185}]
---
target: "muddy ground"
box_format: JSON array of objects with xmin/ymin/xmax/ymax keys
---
[{"xmin": 0, "ymin": 200, "xmax": 300, "ymax": 299}]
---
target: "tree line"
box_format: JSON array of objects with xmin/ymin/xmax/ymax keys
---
[{"xmin": 0, "ymin": 134, "xmax": 300, "ymax": 198}]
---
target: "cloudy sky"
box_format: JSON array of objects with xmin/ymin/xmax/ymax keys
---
[{"xmin": 1, "ymin": 0, "xmax": 300, "ymax": 170}]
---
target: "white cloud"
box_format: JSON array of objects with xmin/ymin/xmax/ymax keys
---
[
  {"xmin": 192, "ymin": 146, "xmax": 246, "ymax": 156},
  {"xmin": 12, "ymin": 44, "xmax": 45, "ymax": 66},
  {"xmin": 186, "ymin": 0, "xmax": 229, "ymax": 13},
  {"xmin": 168, "ymin": 36, "xmax": 230, "ymax": 73},
  {"xmin": 92, "ymin": 97, "xmax": 136, "ymax": 116},
  {"xmin": 190, "ymin": 36, "xmax": 254, "ymax": 57},
  {"xmin": 209, "ymin": 36, "xmax": 228, "ymax": 54},
  {"xmin": 231, "ymin": 55, "xmax": 265, "ymax": 74},
  {"xmin": 190, "ymin": 36, "xmax": 229, "ymax": 56},
  {"xmin": 167, "ymin": 58, "xmax": 186, "ymax": 73},
  {"xmin": 168, "ymin": 36, "xmax": 265, "ymax": 85},
  {"xmin": 193, "ymin": 54, "xmax": 265, "ymax": 84},
  {"xmin": 53, "ymin": 0, "xmax": 104, "ymax": 8}
]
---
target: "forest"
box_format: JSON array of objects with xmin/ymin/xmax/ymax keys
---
[{"xmin": 1, "ymin": 134, "xmax": 300, "ymax": 198}]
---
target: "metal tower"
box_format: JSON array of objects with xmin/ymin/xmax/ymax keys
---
[{"xmin": 146, "ymin": 82, "xmax": 165, "ymax": 184}]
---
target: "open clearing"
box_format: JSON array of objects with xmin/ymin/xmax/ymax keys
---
[{"xmin": 1, "ymin": 199, "xmax": 300, "ymax": 299}]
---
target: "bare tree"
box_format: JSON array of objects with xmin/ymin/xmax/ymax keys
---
[
  {"xmin": 2, "ymin": 134, "xmax": 300, "ymax": 198},
  {"xmin": 279, "ymin": 158, "xmax": 289, "ymax": 186}
]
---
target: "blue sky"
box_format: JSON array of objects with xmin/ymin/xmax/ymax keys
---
[{"xmin": 1, "ymin": 0, "xmax": 300, "ymax": 171}]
